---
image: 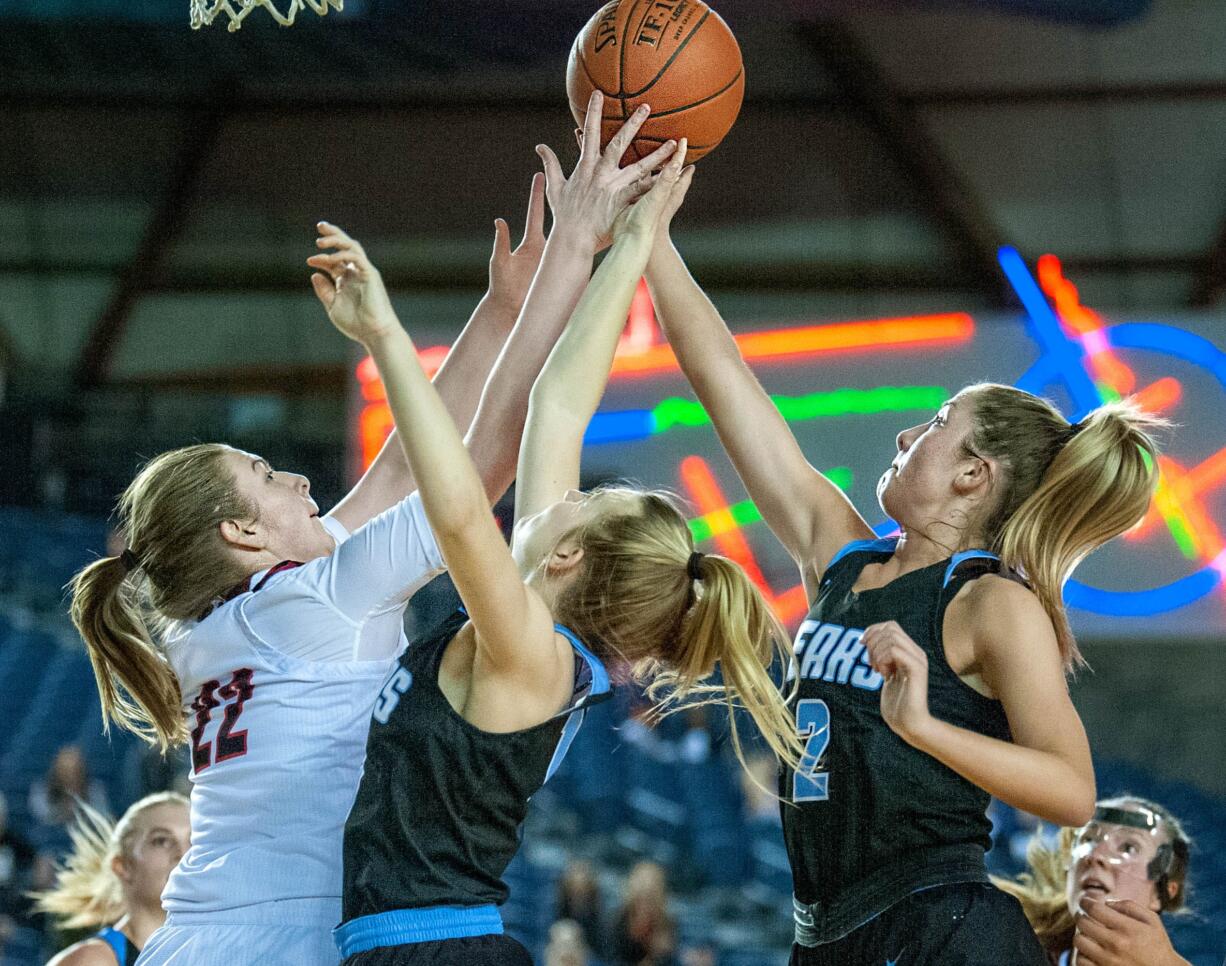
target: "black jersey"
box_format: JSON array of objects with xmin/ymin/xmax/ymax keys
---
[
  {"xmin": 780, "ymin": 538, "xmax": 1013, "ymax": 943},
  {"xmin": 342, "ymin": 610, "xmax": 609, "ymax": 924}
]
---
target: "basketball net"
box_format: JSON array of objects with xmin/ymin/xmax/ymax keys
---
[{"xmin": 190, "ymin": 0, "xmax": 342, "ymax": 31}]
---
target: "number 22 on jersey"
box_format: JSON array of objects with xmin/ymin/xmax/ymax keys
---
[
  {"xmin": 794, "ymin": 698, "xmax": 831, "ymax": 802},
  {"xmin": 190, "ymin": 668, "xmax": 255, "ymax": 772}
]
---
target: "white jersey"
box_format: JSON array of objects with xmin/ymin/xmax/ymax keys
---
[{"xmin": 159, "ymin": 493, "xmax": 444, "ymax": 922}]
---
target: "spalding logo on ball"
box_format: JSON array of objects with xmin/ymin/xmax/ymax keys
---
[{"xmin": 567, "ymin": 0, "xmax": 744, "ymax": 163}]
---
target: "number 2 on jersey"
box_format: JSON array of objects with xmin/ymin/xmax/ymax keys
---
[{"xmin": 793, "ymin": 698, "xmax": 831, "ymax": 802}]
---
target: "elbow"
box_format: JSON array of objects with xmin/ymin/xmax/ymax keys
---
[
  {"xmin": 1067, "ymin": 781, "xmax": 1097, "ymax": 828},
  {"xmin": 1052, "ymin": 776, "xmax": 1096, "ymax": 829}
]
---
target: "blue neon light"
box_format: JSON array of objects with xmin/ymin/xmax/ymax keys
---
[
  {"xmin": 997, "ymin": 247, "xmax": 1101, "ymax": 415},
  {"xmin": 584, "ymin": 410, "xmax": 654, "ymax": 445},
  {"xmin": 1064, "ymin": 566, "xmax": 1220, "ymax": 616}
]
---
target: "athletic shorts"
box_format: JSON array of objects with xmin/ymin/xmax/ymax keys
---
[
  {"xmin": 136, "ymin": 913, "xmax": 339, "ymax": 965},
  {"xmin": 790, "ymin": 882, "xmax": 1048, "ymax": 966},
  {"xmin": 341, "ymin": 934, "xmax": 532, "ymax": 966}
]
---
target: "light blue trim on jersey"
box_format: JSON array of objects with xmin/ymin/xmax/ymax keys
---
[
  {"xmin": 942, "ymin": 549, "xmax": 999, "ymax": 588},
  {"xmin": 95, "ymin": 926, "xmax": 128, "ymax": 964},
  {"xmin": 553, "ymin": 623, "xmax": 611, "ymax": 699},
  {"xmin": 823, "ymin": 537, "xmax": 899, "ymax": 576},
  {"xmin": 543, "ymin": 624, "xmax": 611, "ymax": 783},
  {"xmin": 333, "ymin": 904, "xmax": 503, "ymax": 956}
]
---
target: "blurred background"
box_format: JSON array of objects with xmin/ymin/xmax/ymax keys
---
[{"xmin": 1, "ymin": 0, "xmax": 1225, "ymax": 963}]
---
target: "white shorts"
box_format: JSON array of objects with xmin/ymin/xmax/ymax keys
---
[{"xmin": 136, "ymin": 901, "xmax": 340, "ymax": 966}]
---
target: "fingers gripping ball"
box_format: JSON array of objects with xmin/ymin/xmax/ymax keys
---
[{"xmin": 567, "ymin": 0, "xmax": 744, "ymax": 164}]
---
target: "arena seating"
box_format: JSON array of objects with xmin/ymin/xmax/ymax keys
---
[{"xmin": 1, "ymin": 507, "xmax": 1223, "ymax": 965}]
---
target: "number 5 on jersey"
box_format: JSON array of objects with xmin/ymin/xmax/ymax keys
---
[{"xmin": 794, "ymin": 698, "xmax": 831, "ymax": 802}]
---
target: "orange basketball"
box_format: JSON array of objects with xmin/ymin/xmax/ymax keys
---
[{"xmin": 566, "ymin": 0, "xmax": 744, "ymax": 163}]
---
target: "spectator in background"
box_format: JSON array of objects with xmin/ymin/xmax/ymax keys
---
[
  {"xmin": 32, "ymin": 793, "xmax": 189, "ymax": 965},
  {"xmin": 612, "ymin": 861, "xmax": 677, "ymax": 966},
  {"xmin": 29, "ymin": 747, "xmax": 110, "ymax": 839},
  {"xmin": 544, "ymin": 919, "xmax": 590, "ymax": 966},
  {"xmin": 557, "ymin": 859, "xmax": 604, "ymax": 952},
  {"xmin": 994, "ymin": 796, "xmax": 1192, "ymax": 966},
  {"xmin": 0, "ymin": 792, "xmax": 38, "ymax": 944}
]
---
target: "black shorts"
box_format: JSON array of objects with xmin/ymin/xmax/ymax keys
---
[
  {"xmin": 342, "ymin": 933, "xmax": 533, "ymax": 966},
  {"xmin": 790, "ymin": 882, "xmax": 1048, "ymax": 966}
]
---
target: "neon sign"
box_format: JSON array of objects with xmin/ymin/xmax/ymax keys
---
[{"xmin": 351, "ymin": 256, "xmax": 1225, "ymax": 622}]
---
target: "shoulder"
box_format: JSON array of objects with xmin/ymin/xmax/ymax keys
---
[
  {"xmin": 956, "ymin": 572, "xmax": 1048, "ymax": 629},
  {"xmin": 951, "ymin": 574, "xmax": 1068, "ymax": 701},
  {"xmin": 46, "ymin": 939, "xmax": 119, "ymax": 966}
]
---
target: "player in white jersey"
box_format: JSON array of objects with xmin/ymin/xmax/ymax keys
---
[{"xmin": 66, "ymin": 174, "xmax": 616, "ymax": 965}]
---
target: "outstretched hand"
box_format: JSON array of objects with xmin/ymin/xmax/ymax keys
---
[
  {"xmin": 535, "ymin": 90, "xmax": 678, "ymax": 252},
  {"xmin": 487, "ymin": 173, "xmax": 547, "ymax": 317},
  {"xmin": 612, "ymin": 138, "xmax": 693, "ymax": 243},
  {"xmin": 308, "ymin": 223, "xmax": 401, "ymax": 347}
]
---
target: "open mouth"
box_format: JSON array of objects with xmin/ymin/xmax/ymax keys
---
[{"xmin": 1080, "ymin": 877, "xmax": 1109, "ymax": 898}]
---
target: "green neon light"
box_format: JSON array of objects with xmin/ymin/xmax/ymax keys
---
[
  {"xmin": 1164, "ymin": 515, "xmax": 1198, "ymax": 560},
  {"xmin": 653, "ymin": 386, "xmax": 948, "ymax": 434},
  {"xmin": 688, "ymin": 467, "xmax": 853, "ymax": 542},
  {"xmin": 1096, "ymin": 383, "xmax": 1123, "ymax": 404}
]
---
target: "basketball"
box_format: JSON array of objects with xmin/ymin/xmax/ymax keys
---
[{"xmin": 566, "ymin": 0, "xmax": 744, "ymax": 163}]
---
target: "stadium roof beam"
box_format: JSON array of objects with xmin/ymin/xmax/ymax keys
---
[
  {"xmin": 73, "ymin": 110, "xmax": 224, "ymax": 389},
  {"xmin": 797, "ymin": 19, "xmax": 1014, "ymax": 308}
]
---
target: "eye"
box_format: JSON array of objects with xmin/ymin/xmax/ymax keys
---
[{"xmin": 266, "ymin": 470, "xmax": 275, "ymax": 481}]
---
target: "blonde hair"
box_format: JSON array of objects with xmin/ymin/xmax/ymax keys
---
[
  {"xmin": 993, "ymin": 796, "xmax": 1191, "ymax": 956},
  {"xmin": 31, "ymin": 792, "xmax": 188, "ymax": 930},
  {"xmin": 552, "ymin": 488, "xmax": 802, "ymax": 773},
  {"xmin": 963, "ymin": 385, "xmax": 1162, "ymax": 670},
  {"xmin": 70, "ymin": 444, "xmax": 256, "ymax": 749}
]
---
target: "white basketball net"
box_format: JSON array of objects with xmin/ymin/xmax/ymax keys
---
[{"xmin": 191, "ymin": 0, "xmax": 343, "ymax": 31}]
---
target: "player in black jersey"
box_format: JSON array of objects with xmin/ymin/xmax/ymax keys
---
[
  {"xmin": 312, "ymin": 95, "xmax": 802, "ymax": 965},
  {"xmin": 645, "ymin": 207, "xmax": 1163, "ymax": 961}
]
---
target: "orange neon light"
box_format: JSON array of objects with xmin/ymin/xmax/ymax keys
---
[
  {"xmin": 610, "ymin": 314, "xmax": 976, "ymax": 378},
  {"xmin": 678, "ymin": 455, "xmax": 810, "ymax": 625},
  {"xmin": 1130, "ymin": 377, "xmax": 1182, "ymax": 414},
  {"xmin": 1130, "ymin": 446, "xmax": 1226, "ymax": 541},
  {"xmin": 1038, "ymin": 255, "xmax": 1136, "ymax": 394},
  {"xmin": 355, "ymin": 312, "xmax": 979, "ymax": 471}
]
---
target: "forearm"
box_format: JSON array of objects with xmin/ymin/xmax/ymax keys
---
[
  {"xmin": 432, "ymin": 292, "xmax": 517, "ymax": 433},
  {"xmin": 911, "ymin": 717, "xmax": 1095, "ymax": 827},
  {"xmin": 366, "ymin": 327, "xmax": 487, "ymax": 537},
  {"xmin": 463, "ymin": 228, "xmax": 598, "ymax": 499},
  {"xmin": 530, "ymin": 232, "xmax": 652, "ymax": 420},
  {"xmin": 330, "ymin": 294, "xmax": 512, "ymax": 530}
]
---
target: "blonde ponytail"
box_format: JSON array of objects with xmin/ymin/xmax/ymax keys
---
[
  {"xmin": 69, "ymin": 443, "xmax": 256, "ymax": 750},
  {"xmin": 647, "ymin": 554, "xmax": 803, "ymax": 773},
  {"xmin": 30, "ymin": 792, "xmax": 188, "ymax": 930},
  {"xmin": 964, "ymin": 386, "xmax": 1162, "ymax": 670},
  {"xmin": 71, "ymin": 557, "xmax": 186, "ymax": 750},
  {"xmin": 552, "ymin": 487, "xmax": 802, "ymax": 779}
]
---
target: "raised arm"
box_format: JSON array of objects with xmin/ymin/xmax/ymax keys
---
[
  {"xmin": 310, "ymin": 228, "xmax": 544, "ymax": 659},
  {"xmin": 645, "ymin": 233, "xmax": 873, "ymax": 587},
  {"xmin": 513, "ymin": 141, "xmax": 686, "ymax": 525},
  {"xmin": 456, "ymin": 91, "xmax": 678, "ymax": 523},
  {"xmin": 327, "ymin": 176, "xmax": 546, "ymax": 532}
]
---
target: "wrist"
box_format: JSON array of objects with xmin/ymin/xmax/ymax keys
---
[
  {"xmin": 548, "ymin": 222, "xmax": 600, "ymax": 259},
  {"xmin": 363, "ymin": 323, "xmax": 413, "ymax": 359},
  {"xmin": 901, "ymin": 711, "xmax": 941, "ymax": 752},
  {"xmin": 475, "ymin": 291, "xmax": 521, "ymax": 329}
]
